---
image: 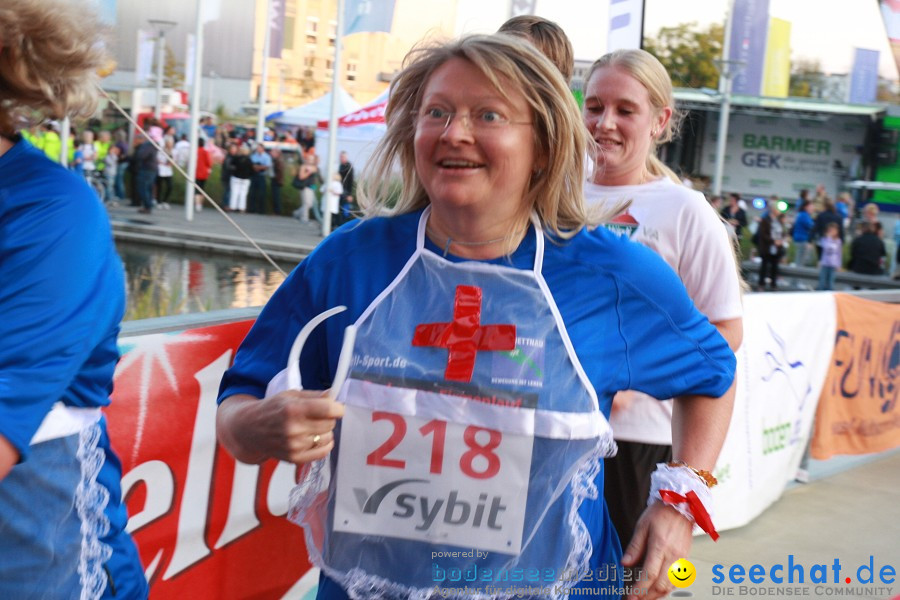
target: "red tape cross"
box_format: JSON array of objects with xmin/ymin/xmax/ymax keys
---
[{"xmin": 412, "ymin": 285, "xmax": 516, "ymax": 382}]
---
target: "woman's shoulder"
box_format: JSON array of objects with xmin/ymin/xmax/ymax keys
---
[
  {"xmin": 586, "ymin": 177, "xmax": 709, "ymax": 211},
  {"xmin": 548, "ymin": 229, "xmax": 703, "ymax": 332},
  {"xmin": 304, "ymin": 211, "xmax": 421, "ymax": 269},
  {"xmin": 647, "ymin": 179, "xmax": 717, "ymax": 217},
  {"xmin": 553, "ymin": 226, "xmax": 685, "ymax": 291},
  {"xmin": 2, "ymin": 142, "xmax": 110, "ymax": 238}
]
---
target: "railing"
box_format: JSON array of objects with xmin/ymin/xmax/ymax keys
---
[
  {"xmin": 742, "ymin": 262, "xmax": 900, "ymax": 291},
  {"xmin": 120, "ymin": 288, "xmax": 900, "ymax": 337},
  {"xmin": 112, "ymin": 291, "xmax": 899, "ymax": 597}
]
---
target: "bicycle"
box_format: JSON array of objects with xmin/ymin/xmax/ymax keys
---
[{"xmin": 85, "ymin": 169, "xmax": 108, "ymax": 203}]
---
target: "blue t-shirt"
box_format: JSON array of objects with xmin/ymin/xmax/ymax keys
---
[
  {"xmin": 0, "ymin": 137, "xmax": 147, "ymax": 598},
  {"xmin": 71, "ymin": 148, "xmax": 85, "ymax": 176},
  {"xmin": 251, "ymin": 150, "xmax": 273, "ymax": 172},
  {"xmin": 792, "ymin": 211, "xmax": 815, "ymax": 242},
  {"xmin": 218, "ymin": 210, "xmax": 735, "ymax": 598}
]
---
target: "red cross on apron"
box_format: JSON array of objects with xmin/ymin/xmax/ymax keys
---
[{"xmin": 411, "ymin": 285, "xmax": 516, "ymax": 382}]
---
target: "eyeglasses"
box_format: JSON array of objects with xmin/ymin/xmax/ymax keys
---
[{"xmin": 415, "ymin": 107, "xmax": 532, "ymax": 133}]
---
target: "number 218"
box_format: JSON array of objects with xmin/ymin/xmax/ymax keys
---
[{"xmin": 365, "ymin": 411, "xmax": 501, "ymax": 480}]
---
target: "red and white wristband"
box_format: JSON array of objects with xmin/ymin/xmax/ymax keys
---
[{"xmin": 648, "ymin": 462, "xmax": 720, "ymax": 541}]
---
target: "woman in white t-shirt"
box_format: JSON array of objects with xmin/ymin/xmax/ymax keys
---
[
  {"xmin": 156, "ymin": 137, "xmax": 174, "ymax": 206},
  {"xmin": 325, "ymin": 172, "xmax": 343, "ymax": 231},
  {"xmin": 77, "ymin": 129, "xmax": 97, "ymax": 175},
  {"xmin": 581, "ymin": 48, "xmax": 744, "ymax": 565}
]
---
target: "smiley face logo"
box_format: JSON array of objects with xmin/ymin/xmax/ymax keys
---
[{"xmin": 668, "ymin": 558, "xmax": 696, "ymax": 588}]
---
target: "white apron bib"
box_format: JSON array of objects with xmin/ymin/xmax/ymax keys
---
[{"xmin": 286, "ymin": 208, "xmax": 615, "ymax": 599}]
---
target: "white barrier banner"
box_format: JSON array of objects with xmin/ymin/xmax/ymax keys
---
[{"xmin": 711, "ymin": 292, "xmax": 837, "ymax": 531}]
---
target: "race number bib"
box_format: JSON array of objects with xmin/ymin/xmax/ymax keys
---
[{"xmin": 334, "ymin": 385, "xmax": 533, "ymax": 555}]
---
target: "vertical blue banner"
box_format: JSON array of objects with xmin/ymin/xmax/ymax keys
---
[
  {"xmin": 510, "ymin": 0, "xmax": 538, "ymax": 17},
  {"xmin": 607, "ymin": 0, "xmax": 644, "ymax": 53},
  {"xmin": 729, "ymin": 0, "xmax": 770, "ymax": 96},
  {"xmin": 344, "ymin": 0, "xmax": 396, "ymax": 35},
  {"xmin": 848, "ymin": 48, "xmax": 880, "ymax": 104},
  {"xmin": 269, "ymin": 0, "xmax": 286, "ymax": 59}
]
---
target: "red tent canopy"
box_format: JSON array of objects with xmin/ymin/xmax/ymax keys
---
[{"xmin": 316, "ymin": 100, "xmax": 386, "ymax": 129}]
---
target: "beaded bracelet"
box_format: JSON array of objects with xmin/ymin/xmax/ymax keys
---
[{"xmin": 667, "ymin": 460, "xmax": 718, "ymax": 488}]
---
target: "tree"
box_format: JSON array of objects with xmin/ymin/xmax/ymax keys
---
[
  {"xmin": 789, "ymin": 58, "xmax": 823, "ymax": 98},
  {"xmin": 643, "ymin": 22, "xmax": 724, "ymax": 89},
  {"xmin": 163, "ymin": 45, "xmax": 184, "ymax": 90},
  {"xmin": 877, "ymin": 82, "xmax": 900, "ymax": 104}
]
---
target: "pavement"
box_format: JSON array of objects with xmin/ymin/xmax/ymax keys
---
[
  {"xmin": 107, "ymin": 201, "xmax": 326, "ymax": 267},
  {"xmin": 688, "ymin": 449, "xmax": 900, "ymax": 600}
]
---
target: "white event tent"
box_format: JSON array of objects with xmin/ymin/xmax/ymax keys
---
[
  {"xmin": 314, "ymin": 90, "xmax": 388, "ymax": 173},
  {"xmin": 267, "ymin": 87, "xmax": 361, "ymax": 127}
]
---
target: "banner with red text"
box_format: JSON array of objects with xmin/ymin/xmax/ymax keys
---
[
  {"xmin": 102, "ymin": 291, "xmax": 900, "ymax": 590},
  {"xmin": 106, "ymin": 321, "xmax": 316, "ymax": 599},
  {"xmin": 811, "ymin": 294, "xmax": 900, "ymax": 459}
]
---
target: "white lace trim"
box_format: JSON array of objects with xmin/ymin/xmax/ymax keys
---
[
  {"xmin": 288, "ymin": 432, "xmax": 618, "ymax": 599},
  {"xmin": 647, "ymin": 462, "xmax": 714, "ymax": 530},
  {"xmin": 555, "ymin": 434, "xmax": 617, "ymax": 597},
  {"xmin": 76, "ymin": 423, "xmax": 112, "ymax": 600}
]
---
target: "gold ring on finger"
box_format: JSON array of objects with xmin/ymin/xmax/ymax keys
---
[{"xmin": 312, "ymin": 434, "xmax": 322, "ymax": 448}]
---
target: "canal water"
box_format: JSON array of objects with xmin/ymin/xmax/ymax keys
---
[
  {"xmin": 117, "ymin": 241, "xmax": 293, "ymax": 321},
  {"xmin": 117, "ymin": 239, "xmax": 890, "ymax": 321}
]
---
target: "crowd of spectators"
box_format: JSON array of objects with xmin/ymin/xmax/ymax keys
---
[{"xmin": 21, "ymin": 117, "xmax": 354, "ymax": 224}]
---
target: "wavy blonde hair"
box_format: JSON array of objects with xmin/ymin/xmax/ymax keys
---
[
  {"xmin": 358, "ymin": 34, "xmax": 607, "ymax": 238},
  {"xmin": 0, "ymin": 0, "xmax": 110, "ymax": 136},
  {"xmin": 584, "ymin": 48, "xmax": 683, "ymax": 183},
  {"xmin": 497, "ymin": 16, "xmax": 574, "ymax": 84}
]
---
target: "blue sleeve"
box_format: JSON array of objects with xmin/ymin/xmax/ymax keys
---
[
  {"xmin": 217, "ymin": 215, "xmax": 417, "ymax": 403},
  {"xmin": 0, "ymin": 167, "xmax": 124, "ymax": 459},
  {"xmin": 615, "ymin": 243, "xmax": 736, "ymax": 400},
  {"xmin": 217, "ymin": 260, "xmax": 331, "ymax": 402}
]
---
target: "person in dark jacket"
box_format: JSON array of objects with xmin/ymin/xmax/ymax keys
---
[
  {"xmin": 270, "ymin": 147, "xmax": 285, "ymax": 216},
  {"xmin": 228, "ymin": 145, "xmax": 254, "ymax": 212},
  {"xmin": 849, "ymin": 222, "xmax": 887, "ymax": 275},
  {"xmin": 756, "ymin": 200, "xmax": 786, "ymax": 290},
  {"xmin": 220, "ymin": 143, "xmax": 237, "ymax": 208},
  {"xmin": 134, "ymin": 128, "xmax": 161, "ymax": 214},
  {"xmin": 721, "ymin": 192, "xmax": 747, "ymax": 239},
  {"xmin": 812, "ymin": 199, "xmax": 844, "ymax": 259},
  {"xmin": 337, "ymin": 151, "xmax": 355, "ymax": 225}
]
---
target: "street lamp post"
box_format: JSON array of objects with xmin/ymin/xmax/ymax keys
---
[
  {"xmin": 206, "ymin": 70, "xmax": 218, "ymax": 113},
  {"xmin": 712, "ymin": 58, "xmax": 741, "ymax": 197},
  {"xmin": 148, "ymin": 19, "xmax": 177, "ymax": 121},
  {"xmin": 711, "ymin": 0, "xmax": 741, "ymax": 197}
]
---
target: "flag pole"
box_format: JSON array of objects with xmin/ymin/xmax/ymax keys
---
[
  {"xmin": 256, "ymin": 0, "xmax": 272, "ymax": 145},
  {"xmin": 60, "ymin": 117, "xmax": 70, "ymax": 166},
  {"xmin": 184, "ymin": 0, "xmax": 206, "ymax": 221},
  {"xmin": 323, "ymin": 0, "xmax": 345, "ymax": 237},
  {"xmin": 712, "ymin": 0, "xmax": 736, "ymax": 197}
]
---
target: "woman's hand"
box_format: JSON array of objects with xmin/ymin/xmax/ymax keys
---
[
  {"xmin": 216, "ymin": 390, "xmax": 344, "ymax": 465},
  {"xmin": 622, "ymin": 502, "xmax": 693, "ymax": 600}
]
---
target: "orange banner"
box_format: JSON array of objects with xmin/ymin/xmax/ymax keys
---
[
  {"xmin": 105, "ymin": 320, "xmax": 314, "ymax": 598},
  {"xmin": 811, "ymin": 294, "xmax": 900, "ymax": 460}
]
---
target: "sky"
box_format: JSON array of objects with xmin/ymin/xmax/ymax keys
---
[{"xmin": 452, "ymin": 0, "xmax": 899, "ymax": 80}]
